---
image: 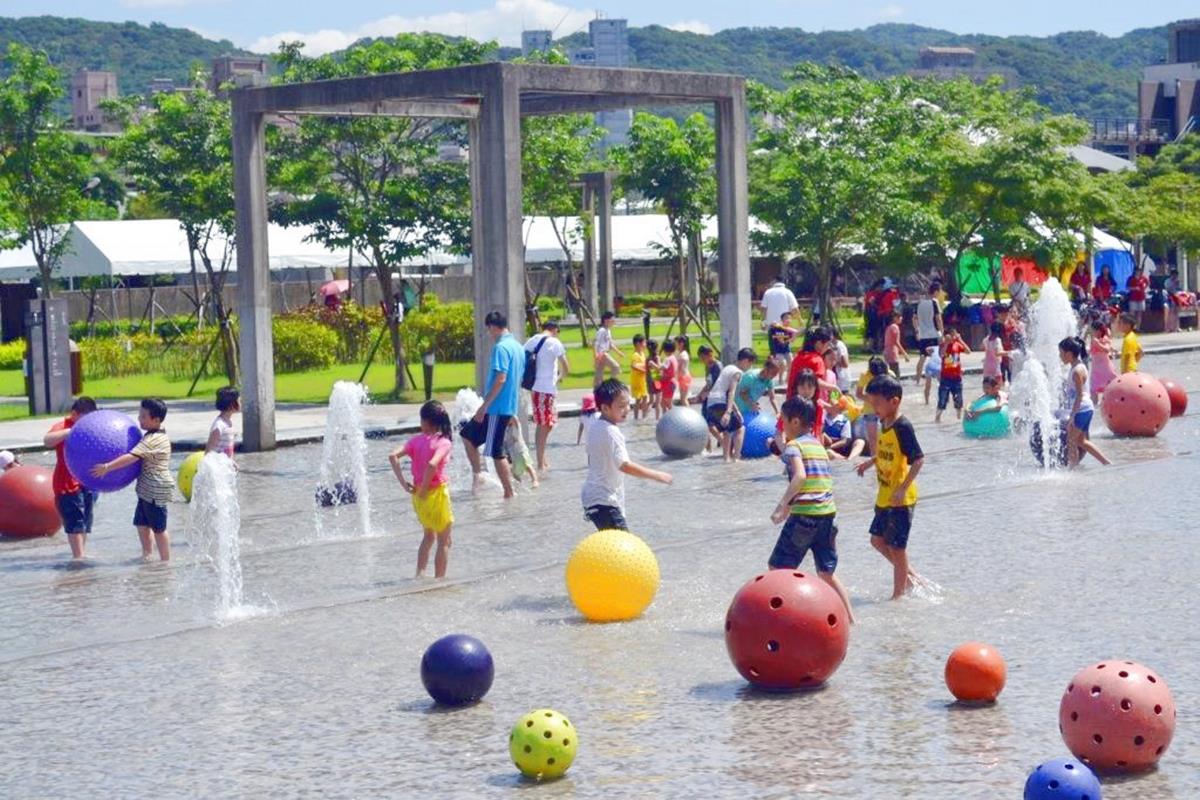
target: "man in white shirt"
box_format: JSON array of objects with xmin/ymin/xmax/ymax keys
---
[
  {"xmin": 913, "ymin": 281, "xmax": 943, "ymax": 380},
  {"xmin": 760, "ymin": 280, "xmax": 800, "ymax": 329},
  {"xmin": 524, "ymin": 320, "xmax": 570, "ymax": 472},
  {"xmin": 1009, "ymin": 268, "xmax": 1031, "ymax": 319}
]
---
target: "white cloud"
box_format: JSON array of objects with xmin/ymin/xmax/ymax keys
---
[
  {"xmin": 246, "ymin": 0, "xmax": 595, "ymax": 56},
  {"xmin": 877, "ymin": 4, "xmax": 905, "ymax": 19},
  {"xmin": 120, "ymin": 0, "xmax": 229, "ymax": 8},
  {"xmin": 666, "ymin": 20, "xmax": 713, "ymax": 36}
]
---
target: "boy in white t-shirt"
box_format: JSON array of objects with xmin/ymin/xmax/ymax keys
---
[
  {"xmin": 580, "ymin": 379, "xmax": 672, "ymax": 530},
  {"xmin": 592, "ymin": 311, "xmax": 624, "ymax": 387}
]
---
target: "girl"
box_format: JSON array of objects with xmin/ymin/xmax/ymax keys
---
[
  {"xmin": 855, "ymin": 356, "xmax": 890, "ymax": 455},
  {"xmin": 674, "ymin": 335, "xmax": 692, "ymax": 406},
  {"xmin": 646, "ymin": 340, "xmax": 662, "ymax": 421},
  {"xmin": 504, "ymin": 417, "xmax": 539, "ymax": 488},
  {"xmin": 206, "ymin": 386, "xmax": 240, "ymax": 461},
  {"xmin": 982, "ymin": 322, "xmax": 1006, "ymax": 388},
  {"xmin": 576, "ymin": 393, "xmax": 597, "ymax": 444},
  {"xmin": 1087, "ymin": 320, "xmax": 1117, "ymax": 404},
  {"xmin": 389, "ymin": 401, "xmax": 455, "ymax": 578},
  {"xmin": 1058, "ymin": 337, "xmax": 1111, "ymax": 468},
  {"xmin": 659, "ymin": 339, "xmax": 678, "ymax": 413}
]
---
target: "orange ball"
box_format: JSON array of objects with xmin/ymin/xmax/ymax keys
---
[{"xmin": 945, "ymin": 641, "xmax": 1007, "ymax": 703}]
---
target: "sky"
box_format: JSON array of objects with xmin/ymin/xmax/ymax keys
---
[{"xmin": 7, "ymin": 0, "xmax": 1196, "ymax": 56}]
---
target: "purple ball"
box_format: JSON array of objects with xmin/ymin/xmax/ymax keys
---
[{"xmin": 64, "ymin": 410, "xmax": 143, "ymax": 493}]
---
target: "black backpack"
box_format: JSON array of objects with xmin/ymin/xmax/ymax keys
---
[{"xmin": 522, "ymin": 334, "xmax": 549, "ymax": 391}]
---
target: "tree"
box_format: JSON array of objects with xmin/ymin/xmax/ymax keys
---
[
  {"xmin": 0, "ymin": 43, "xmax": 98, "ymax": 294},
  {"xmin": 107, "ymin": 71, "xmax": 240, "ymax": 384},
  {"xmin": 611, "ymin": 112, "xmax": 715, "ymax": 333},
  {"xmin": 271, "ymin": 35, "xmax": 490, "ymax": 395}
]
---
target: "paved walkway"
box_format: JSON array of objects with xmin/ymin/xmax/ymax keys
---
[{"xmin": 4, "ymin": 328, "xmax": 1199, "ymax": 454}]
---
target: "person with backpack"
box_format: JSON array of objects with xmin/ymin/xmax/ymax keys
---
[{"xmin": 523, "ymin": 320, "xmax": 570, "ymax": 473}]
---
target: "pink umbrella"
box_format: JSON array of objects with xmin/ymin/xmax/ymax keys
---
[{"xmin": 319, "ymin": 279, "xmax": 350, "ymax": 297}]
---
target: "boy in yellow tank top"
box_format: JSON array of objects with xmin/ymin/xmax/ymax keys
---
[{"xmin": 855, "ymin": 375, "xmax": 927, "ymax": 600}]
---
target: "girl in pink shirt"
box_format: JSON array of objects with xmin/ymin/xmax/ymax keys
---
[
  {"xmin": 883, "ymin": 309, "xmax": 908, "ymax": 377},
  {"xmin": 658, "ymin": 339, "xmax": 679, "ymax": 413},
  {"xmin": 982, "ymin": 322, "xmax": 1006, "ymax": 385},
  {"xmin": 389, "ymin": 401, "xmax": 455, "ymax": 578}
]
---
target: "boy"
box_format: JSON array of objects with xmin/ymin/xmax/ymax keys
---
[
  {"xmin": 580, "ymin": 379, "xmax": 672, "ymax": 530},
  {"xmin": 882, "ymin": 309, "xmax": 908, "ymax": 378},
  {"xmin": 696, "ymin": 344, "xmax": 723, "ymax": 448},
  {"xmin": 935, "ymin": 328, "xmax": 970, "ymax": 423},
  {"xmin": 767, "ymin": 310, "xmax": 799, "ymax": 364},
  {"xmin": 1118, "ymin": 312, "xmax": 1143, "ymax": 374},
  {"xmin": 629, "ymin": 334, "xmax": 650, "ymax": 419},
  {"xmin": 705, "ymin": 348, "xmax": 756, "ymax": 462},
  {"xmin": 91, "ymin": 398, "xmax": 174, "ymax": 561},
  {"xmin": 769, "ymin": 397, "xmax": 854, "ymax": 622},
  {"xmin": 593, "ymin": 311, "xmax": 624, "ymax": 387},
  {"xmin": 43, "ymin": 396, "xmax": 98, "ymax": 560},
  {"xmin": 735, "ymin": 357, "xmax": 781, "ymax": 419},
  {"xmin": 855, "ymin": 376, "xmax": 925, "ymax": 600}
]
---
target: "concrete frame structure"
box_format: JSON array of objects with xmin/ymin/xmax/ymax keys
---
[
  {"xmin": 578, "ymin": 170, "xmax": 615, "ymax": 315},
  {"xmin": 231, "ymin": 62, "xmax": 750, "ymax": 451}
]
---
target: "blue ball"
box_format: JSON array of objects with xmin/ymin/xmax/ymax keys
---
[
  {"xmin": 740, "ymin": 413, "xmax": 776, "ymax": 459},
  {"xmin": 962, "ymin": 396, "xmax": 1011, "ymax": 439},
  {"xmin": 420, "ymin": 634, "xmax": 494, "ymax": 706},
  {"xmin": 64, "ymin": 409, "xmax": 143, "ymax": 493},
  {"xmin": 1023, "ymin": 757, "xmax": 1102, "ymax": 800}
]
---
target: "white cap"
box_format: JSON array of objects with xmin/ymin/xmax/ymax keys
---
[{"xmin": 0, "ymin": 450, "xmax": 15, "ymax": 468}]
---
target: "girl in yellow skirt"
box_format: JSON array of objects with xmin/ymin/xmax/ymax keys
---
[{"xmin": 389, "ymin": 401, "xmax": 455, "ymax": 578}]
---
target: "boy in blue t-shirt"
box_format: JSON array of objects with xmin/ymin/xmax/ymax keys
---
[{"xmin": 459, "ymin": 310, "xmax": 525, "ymax": 498}]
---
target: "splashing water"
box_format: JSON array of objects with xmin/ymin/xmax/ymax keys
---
[
  {"xmin": 317, "ymin": 381, "xmax": 373, "ymax": 537},
  {"xmin": 453, "ymin": 387, "xmax": 501, "ymax": 492},
  {"xmin": 1009, "ymin": 280, "xmax": 1078, "ymax": 468},
  {"xmin": 188, "ymin": 452, "xmax": 263, "ymax": 622}
]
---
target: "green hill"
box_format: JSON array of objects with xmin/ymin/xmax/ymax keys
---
[{"xmin": 0, "ymin": 16, "xmax": 1174, "ymax": 120}]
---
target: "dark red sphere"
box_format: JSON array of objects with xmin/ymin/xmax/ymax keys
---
[
  {"xmin": 724, "ymin": 569, "xmax": 850, "ymax": 691},
  {"xmin": 1160, "ymin": 379, "xmax": 1187, "ymax": 418},
  {"xmin": 0, "ymin": 465, "xmax": 61, "ymax": 538}
]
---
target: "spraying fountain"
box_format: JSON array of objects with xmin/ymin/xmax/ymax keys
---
[
  {"xmin": 188, "ymin": 452, "xmax": 259, "ymax": 621},
  {"xmin": 316, "ymin": 381, "xmax": 373, "ymax": 537},
  {"xmin": 1009, "ymin": 280, "xmax": 1078, "ymax": 468}
]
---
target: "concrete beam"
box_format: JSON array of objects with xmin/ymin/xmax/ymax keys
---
[
  {"xmin": 231, "ymin": 105, "xmax": 276, "ymax": 451},
  {"xmin": 520, "ymin": 93, "xmax": 705, "ymax": 116},
  {"xmin": 714, "ymin": 88, "xmax": 752, "ymax": 365},
  {"xmin": 515, "ymin": 63, "xmax": 744, "ymax": 101},
  {"xmin": 276, "ymin": 100, "xmax": 480, "ymax": 119}
]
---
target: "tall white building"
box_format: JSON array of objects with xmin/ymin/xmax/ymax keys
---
[{"xmin": 522, "ymin": 30, "xmax": 552, "ymax": 57}]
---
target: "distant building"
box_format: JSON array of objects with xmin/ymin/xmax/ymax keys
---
[
  {"xmin": 147, "ymin": 78, "xmax": 176, "ymax": 96},
  {"xmin": 917, "ymin": 46, "xmax": 976, "ymax": 70},
  {"xmin": 522, "ymin": 30, "xmax": 552, "ymax": 57},
  {"xmin": 908, "ymin": 46, "xmax": 1016, "ymax": 88},
  {"xmin": 210, "ymin": 56, "xmax": 268, "ymax": 94},
  {"xmin": 71, "ymin": 69, "xmax": 119, "ymax": 132},
  {"xmin": 567, "ymin": 18, "xmax": 633, "ymax": 148}
]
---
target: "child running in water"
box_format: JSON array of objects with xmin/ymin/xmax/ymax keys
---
[
  {"xmin": 921, "ymin": 342, "xmax": 940, "ymax": 405},
  {"xmin": 659, "ymin": 339, "xmax": 679, "ymax": 413},
  {"xmin": 855, "ymin": 376, "xmax": 927, "ymax": 600},
  {"xmin": 769, "ymin": 397, "xmax": 855, "ymax": 623},
  {"xmin": 1088, "ymin": 320, "xmax": 1117, "ymax": 404},
  {"xmin": 1058, "ymin": 337, "xmax": 1111, "ymax": 468},
  {"xmin": 674, "ymin": 336, "xmax": 692, "ymax": 405},
  {"xmin": 504, "ymin": 417, "xmax": 539, "ymax": 488},
  {"xmin": 935, "ymin": 328, "xmax": 970, "ymax": 423},
  {"xmin": 389, "ymin": 401, "xmax": 455, "ymax": 578}
]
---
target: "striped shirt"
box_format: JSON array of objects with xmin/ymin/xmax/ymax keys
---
[
  {"xmin": 132, "ymin": 429, "xmax": 174, "ymax": 504},
  {"xmin": 783, "ymin": 434, "xmax": 835, "ymax": 516}
]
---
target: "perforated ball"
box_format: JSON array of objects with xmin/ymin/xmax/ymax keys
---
[
  {"xmin": 509, "ymin": 709, "xmax": 577, "ymax": 780},
  {"xmin": 1160, "ymin": 378, "xmax": 1187, "ymax": 418},
  {"xmin": 1059, "ymin": 660, "xmax": 1176, "ymax": 773},
  {"xmin": 655, "ymin": 406, "xmax": 708, "ymax": 457},
  {"xmin": 565, "ymin": 529, "xmax": 659, "ymax": 622},
  {"xmin": 1100, "ymin": 373, "xmax": 1171, "ymax": 437},
  {"xmin": 740, "ymin": 412, "xmax": 776, "ymax": 459},
  {"xmin": 1023, "ymin": 757, "xmax": 1102, "ymax": 800}
]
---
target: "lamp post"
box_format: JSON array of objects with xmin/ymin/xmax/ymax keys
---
[{"xmin": 422, "ymin": 351, "xmax": 435, "ymax": 402}]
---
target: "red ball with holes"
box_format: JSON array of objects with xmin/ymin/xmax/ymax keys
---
[
  {"xmin": 1159, "ymin": 378, "xmax": 1187, "ymax": 418},
  {"xmin": 724, "ymin": 569, "xmax": 850, "ymax": 691},
  {"xmin": 1058, "ymin": 660, "xmax": 1176, "ymax": 773}
]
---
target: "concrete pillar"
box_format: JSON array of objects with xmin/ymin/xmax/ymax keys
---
[
  {"xmin": 232, "ymin": 107, "xmax": 276, "ymax": 451},
  {"xmin": 580, "ymin": 182, "xmax": 598, "ymax": 316},
  {"xmin": 468, "ymin": 66, "xmax": 526, "ymax": 390},
  {"xmin": 596, "ymin": 172, "xmax": 614, "ymax": 312},
  {"xmin": 714, "ymin": 90, "xmax": 751, "ymax": 365}
]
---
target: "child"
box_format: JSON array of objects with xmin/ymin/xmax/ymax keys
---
[
  {"xmin": 1117, "ymin": 313, "xmax": 1143, "ymax": 374},
  {"xmin": 982, "ymin": 322, "xmax": 1006, "ymax": 388},
  {"xmin": 921, "ymin": 342, "xmax": 940, "ymax": 405},
  {"xmin": 389, "ymin": 401, "xmax": 455, "ymax": 578},
  {"xmin": 769, "ymin": 397, "xmax": 855, "ymax": 622},
  {"xmin": 92, "ymin": 398, "xmax": 173, "ymax": 561},
  {"xmin": 43, "ymin": 396, "xmax": 98, "ymax": 561},
  {"xmin": 576, "ymin": 393, "xmax": 597, "ymax": 445},
  {"xmin": 659, "ymin": 339, "xmax": 679, "ymax": 413},
  {"xmin": 705, "ymin": 348, "xmax": 755, "ymax": 462},
  {"xmin": 593, "ymin": 310, "xmax": 624, "ymax": 387},
  {"xmin": 935, "ymin": 328, "xmax": 970, "ymax": 423},
  {"xmin": 674, "ymin": 336, "xmax": 693, "ymax": 405},
  {"xmin": 964, "ymin": 376, "xmax": 1008, "ymax": 422},
  {"xmin": 826, "ymin": 392, "xmax": 867, "ymax": 460},
  {"xmin": 0, "ymin": 450, "xmax": 18, "ymax": 472},
  {"xmin": 882, "ymin": 309, "xmax": 908, "ymax": 378},
  {"xmin": 646, "ymin": 340, "xmax": 662, "ymax": 421},
  {"xmin": 206, "ymin": 386, "xmax": 240, "ymax": 461},
  {"xmin": 581, "ymin": 379, "xmax": 673, "ymax": 530},
  {"xmin": 1058, "ymin": 337, "xmax": 1111, "ymax": 468},
  {"xmin": 629, "ymin": 335, "xmax": 650, "ymax": 419},
  {"xmin": 696, "ymin": 344, "xmax": 723, "ymax": 451},
  {"xmin": 855, "ymin": 376, "xmax": 926, "ymax": 600},
  {"xmin": 855, "ymin": 357, "xmax": 890, "ymax": 455},
  {"xmin": 768, "ymin": 310, "xmax": 799, "ymax": 363},
  {"xmin": 1088, "ymin": 320, "xmax": 1117, "ymax": 403},
  {"xmin": 504, "ymin": 417, "xmax": 540, "ymax": 488},
  {"xmin": 998, "ymin": 304, "xmax": 1023, "ymax": 383}
]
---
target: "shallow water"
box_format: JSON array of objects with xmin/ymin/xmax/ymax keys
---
[{"xmin": 2, "ymin": 351, "xmax": 1199, "ymax": 798}]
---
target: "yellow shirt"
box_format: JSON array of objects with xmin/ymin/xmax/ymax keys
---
[
  {"xmin": 874, "ymin": 415, "xmax": 922, "ymax": 508},
  {"xmin": 1120, "ymin": 331, "xmax": 1141, "ymax": 374},
  {"xmin": 629, "ymin": 351, "xmax": 648, "ymax": 397}
]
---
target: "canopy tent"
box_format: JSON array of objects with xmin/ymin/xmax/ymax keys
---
[{"xmin": 0, "ymin": 241, "xmax": 39, "ymax": 281}]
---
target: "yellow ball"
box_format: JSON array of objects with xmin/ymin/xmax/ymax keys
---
[
  {"xmin": 565, "ymin": 529, "xmax": 660, "ymax": 622},
  {"xmin": 509, "ymin": 709, "xmax": 577, "ymax": 780},
  {"xmin": 177, "ymin": 451, "xmax": 204, "ymax": 502}
]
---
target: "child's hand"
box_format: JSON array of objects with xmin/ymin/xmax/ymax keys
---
[
  {"xmin": 854, "ymin": 460, "xmax": 872, "ymax": 477},
  {"xmin": 90, "ymin": 463, "xmax": 108, "ymax": 477},
  {"xmin": 889, "ymin": 488, "xmax": 905, "ymax": 506},
  {"xmin": 770, "ymin": 506, "xmax": 788, "ymax": 525},
  {"xmin": 657, "ymin": 470, "xmax": 673, "ymax": 485}
]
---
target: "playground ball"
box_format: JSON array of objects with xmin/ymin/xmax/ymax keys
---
[
  {"xmin": 740, "ymin": 413, "xmax": 776, "ymax": 459},
  {"xmin": 945, "ymin": 641, "xmax": 1007, "ymax": 703},
  {"xmin": 655, "ymin": 406, "xmax": 708, "ymax": 458},
  {"xmin": 1059, "ymin": 660, "xmax": 1176, "ymax": 773},
  {"xmin": 419, "ymin": 634, "xmax": 494, "ymax": 706},
  {"xmin": 1160, "ymin": 378, "xmax": 1187, "ymax": 417},
  {"xmin": 64, "ymin": 410, "xmax": 142, "ymax": 493},
  {"xmin": 1101, "ymin": 373, "xmax": 1170, "ymax": 437},
  {"xmin": 509, "ymin": 709, "xmax": 577, "ymax": 780},
  {"xmin": 1023, "ymin": 757, "xmax": 1102, "ymax": 800},
  {"xmin": 962, "ymin": 398, "xmax": 1011, "ymax": 439},
  {"xmin": 177, "ymin": 452, "xmax": 204, "ymax": 502},
  {"xmin": 565, "ymin": 529, "xmax": 659, "ymax": 622},
  {"xmin": 724, "ymin": 569, "xmax": 850, "ymax": 691},
  {"xmin": 0, "ymin": 465, "xmax": 61, "ymax": 538}
]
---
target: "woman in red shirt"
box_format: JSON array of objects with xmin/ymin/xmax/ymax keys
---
[
  {"xmin": 1125, "ymin": 266, "xmax": 1149, "ymax": 322},
  {"xmin": 784, "ymin": 327, "xmax": 839, "ymax": 435},
  {"xmin": 1092, "ymin": 265, "xmax": 1115, "ymax": 303},
  {"xmin": 1068, "ymin": 262, "xmax": 1091, "ymax": 303}
]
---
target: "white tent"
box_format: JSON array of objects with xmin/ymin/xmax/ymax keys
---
[{"xmin": 0, "ymin": 241, "xmax": 39, "ymax": 281}]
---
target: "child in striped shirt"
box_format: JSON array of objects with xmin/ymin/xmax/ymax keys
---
[{"xmin": 768, "ymin": 396, "xmax": 855, "ymax": 622}]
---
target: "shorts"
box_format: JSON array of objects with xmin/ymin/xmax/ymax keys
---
[
  {"xmin": 659, "ymin": 381, "xmax": 677, "ymax": 401},
  {"xmin": 870, "ymin": 505, "xmax": 914, "ymax": 550},
  {"xmin": 531, "ymin": 391, "xmax": 558, "ymax": 427},
  {"xmin": 937, "ymin": 377, "xmax": 964, "ymax": 410},
  {"xmin": 1000, "ymin": 358, "xmax": 1012, "ymax": 383},
  {"xmin": 768, "ymin": 514, "xmax": 839, "ymax": 573},
  {"xmin": 133, "ymin": 498, "xmax": 169, "ymax": 533},
  {"xmin": 630, "ymin": 379, "xmax": 649, "ymax": 401},
  {"xmin": 458, "ymin": 414, "xmax": 510, "ymax": 460},
  {"xmin": 1070, "ymin": 409, "xmax": 1094, "ymax": 435},
  {"xmin": 1128, "ymin": 300, "xmax": 1146, "ymax": 312},
  {"xmin": 704, "ymin": 403, "xmax": 743, "ymax": 433},
  {"xmin": 918, "ymin": 337, "xmax": 939, "ymax": 353},
  {"xmin": 584, "ymin": 504, "xmax": 628, "ymax": 531},
  {"xmin": 412, "ymin": 484, "xmax": 454, "ymax": 532},
  {"xmin": 55, "ymin": 490, "xmax": 96, "ymax": 535}
]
